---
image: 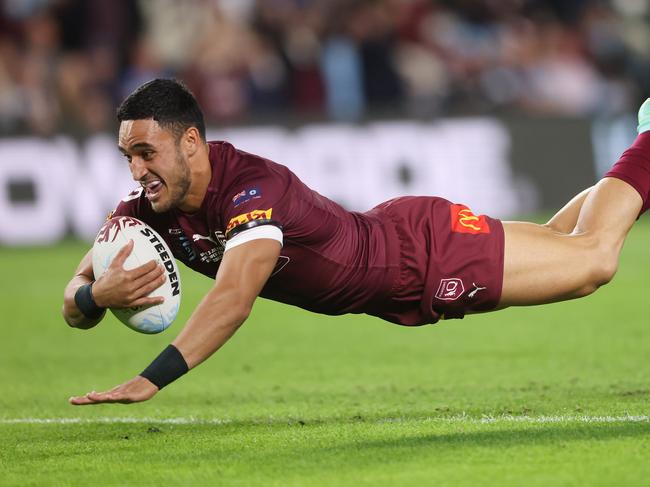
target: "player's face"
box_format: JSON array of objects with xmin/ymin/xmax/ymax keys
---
[{"xmin": 118, "ymin": 119, "xmax": 191, "ymax": 213}]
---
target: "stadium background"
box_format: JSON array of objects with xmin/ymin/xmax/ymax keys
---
[
  {"xmin": 2, "ymin": 1, "xmax": 650, "ymax": 485},
  {"xmin": 2, "ymin": 0, "xmax": 650, "ymax": 244}
]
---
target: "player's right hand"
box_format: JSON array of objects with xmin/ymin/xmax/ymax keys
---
[
  {"xmin": 69, "ymin": 375, "xmax": 159, "ymax": 406},
  {"xmin": 91, "ymin": 239, "xmax": 166, "ymax": 309}
]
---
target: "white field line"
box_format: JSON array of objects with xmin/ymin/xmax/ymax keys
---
[{"xmin": 0, "ymin": 415, "xmax": 649, "ymax": 425}]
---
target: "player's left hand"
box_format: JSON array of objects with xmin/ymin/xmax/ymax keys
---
[{"xmin": 69, "ymin": 376, "xmax": 158, "ymax": 405}]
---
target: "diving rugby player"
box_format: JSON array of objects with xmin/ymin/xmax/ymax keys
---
[{"xmin": 62, "ymin": 79, "xmax": 650, "ymax": 405}]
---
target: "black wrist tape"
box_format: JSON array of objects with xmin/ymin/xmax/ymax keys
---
[
  {"xmin": 74, "ymin": 282, "xmax": 105, "ymax": 319},
  {"xmin": 140, "ymin": 345, "xmax": 189, "ymax": 390}
]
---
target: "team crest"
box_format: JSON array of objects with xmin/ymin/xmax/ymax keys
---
[{"xmin": 435, "ymin": 278, "xmax": 465, "ymax": 301}]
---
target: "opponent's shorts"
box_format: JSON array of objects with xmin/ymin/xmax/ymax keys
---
[{"xmin": 367, "ymin": 196, "xmax": 505, "ymax": 326}]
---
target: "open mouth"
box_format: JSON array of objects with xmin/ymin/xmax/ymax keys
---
[{"xmin": 143, "ymin": 179, "xmax": 164, "ymax": 200}]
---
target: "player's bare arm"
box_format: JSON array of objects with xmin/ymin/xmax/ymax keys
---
[
  {"xmin": 62, "ymin": 241, "xmax": 166, "ymax": 329},
  {"xmin": 173, "ymin": 238, "xmax": 282, "ymax": 368},
  {"xmin": 69, "ymin": 238, "xmax": 282, "ymax": 405},
  {"xmin": 62, "ymin": 249, "xmax": 104, "ymax": 329}
]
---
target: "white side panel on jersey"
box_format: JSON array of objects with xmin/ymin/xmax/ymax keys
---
[{"xmin": 224, "ymin": 225, "xmax": 283, "ymax": 252}]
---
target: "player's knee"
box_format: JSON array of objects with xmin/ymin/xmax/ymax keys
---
[
  {"xmin": 596, "ymin": 259, "xmax": 618, "ymax": 287},
  {"xmin": 583, "ymin": 245, "xmax": 618, "ymax": 293}
]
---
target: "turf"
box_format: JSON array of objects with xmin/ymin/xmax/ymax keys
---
[{"xmin": 1, "ymin": 219, "xmax": 649, "ymax": 486}]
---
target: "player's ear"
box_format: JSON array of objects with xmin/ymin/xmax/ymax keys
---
[{"xmin": 182, "ymin": 127, "xmax": 201, "ymax": 158}]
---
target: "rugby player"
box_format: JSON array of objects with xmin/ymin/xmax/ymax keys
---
[{"xmin": 62, "ymin": 79, "xmax": 650, "ymax": 405}]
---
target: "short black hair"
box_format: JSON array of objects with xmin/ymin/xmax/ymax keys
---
[{"xmin": 117, "ymin": 79, "xmax": 206, "ymax": 142}]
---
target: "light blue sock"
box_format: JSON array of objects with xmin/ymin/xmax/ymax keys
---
[{"xmin": 638, "ymin": 98, "xmax": 650, "ymax": 134}]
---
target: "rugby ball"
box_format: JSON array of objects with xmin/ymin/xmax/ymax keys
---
[{"xmin": 92, "ymin": 216, "xmax": 181, "ymax": 334}]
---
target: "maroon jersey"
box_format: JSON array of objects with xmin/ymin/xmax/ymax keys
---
[{"xmin": 112, "ymin": 141, "xmax": 505, "ymax": 326}]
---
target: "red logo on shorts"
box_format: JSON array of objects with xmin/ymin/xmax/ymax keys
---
[
  {"xmin": 435, "ymin": 278, "xmax": 465, "ymax": 301},
  {"xmin": 450, "ymin": 204, "xmax": 490, "ymax": 234}
]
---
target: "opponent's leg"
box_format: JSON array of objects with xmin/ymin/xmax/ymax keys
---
[{"xmin": 499, "ymin": 99, "xmax": 650, "ymax": 306}]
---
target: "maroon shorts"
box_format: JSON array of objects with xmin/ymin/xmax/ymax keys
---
[{"xmin": 368, "ymin": 196, "xmax": 505, "ymax": 326}]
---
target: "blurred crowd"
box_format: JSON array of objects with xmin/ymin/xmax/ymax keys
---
[{"xmin": 1, "ymin": 0, "xmax": 650, "ymax": 136}]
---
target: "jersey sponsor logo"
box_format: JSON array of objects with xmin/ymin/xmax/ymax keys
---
[
  {"xmin": 435, "ymin": 278, "xmax": 465, "ymax": 301},
  {"xmin": 232, "ymin": 187, "xmax": 261, "ymax": 207},
  {"xmin": 450, "ymin": 204, "xmax": 490, "ymax": 234},
  {"xmin": 180, "ymin": 234, "xmax": 198, "ymax": 262},
  {"xmin": 169, "ymin": 228, "xmax": 197, "ymax": 262},
  {"xmin": 226, "ymin": 208, "xmax": 273, "ymax": 234}
]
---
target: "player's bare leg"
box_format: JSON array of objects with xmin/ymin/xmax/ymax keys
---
[
  {"xmin": 499, "ymin": 99, "xmax": 650, "ymax": 307},
  {"xmin": 544, "ymin": 187, "xmax": 592, "ymax": 234},
  {"xmin": 501, "ymin": 178, "xmax": 641, "ymax": 305}
]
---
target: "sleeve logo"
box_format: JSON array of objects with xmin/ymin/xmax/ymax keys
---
[
  {"xmin": 226, "ymin": 208, "xmax": 273, "ymax": 233},
  {"xmin": 450, "ymin": 204, "xmax": 490, "ymax": 234},
  {"xmin": 232, "ymin": 187, "xmax": 261, "ymax": 207}
]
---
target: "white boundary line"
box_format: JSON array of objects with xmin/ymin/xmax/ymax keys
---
[
  {"xmin": 0, "ymin": 417, "xmax": 229, "ymax": 425},
  {"xmin": 0, "ymin": 415, "xmax": 648, "ymax": 425}
]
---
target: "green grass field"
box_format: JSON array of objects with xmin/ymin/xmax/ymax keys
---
[{"xmin": 1, "ymin": 219, "xmax": 650, "ymax": 486}]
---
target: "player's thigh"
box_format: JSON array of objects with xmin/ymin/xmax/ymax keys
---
[{"xmin": 500, "ymin": 221, "xmax": 612, "ymax": 306}]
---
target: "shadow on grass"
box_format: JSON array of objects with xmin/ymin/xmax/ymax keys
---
[
  {"xmin": 4, "ymin": 418, "xmax": 650, "ymax": 482},
  {"xmin": 335, "ymin": 421, "xmax": 650, "ymax": 451},
  {"xmin": 222, "ymin": 416, "xmax": 650, "ymax": 451},
  {"xmin": 6, "ymin": 415, "xmax": 649, "ymax": 451}
]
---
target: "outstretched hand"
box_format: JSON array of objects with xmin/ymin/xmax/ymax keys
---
[
  {"xmin": 92, "ymin": 239, "xmax": 167, "ymax": 309},
  {"xmin": 69, "ymin": 376, "xmax": 159, "ymax": 405}
]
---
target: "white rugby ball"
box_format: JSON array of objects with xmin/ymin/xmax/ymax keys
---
[{"xmin": 92, "ymin": 216, "xmax": 181, "ymax": 334}]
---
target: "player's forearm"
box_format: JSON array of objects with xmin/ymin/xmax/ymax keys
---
[
  {"xmin": 139, "ymin": 241, "xmax": 278, "ymax": 391},
  {"xmin": 172, "ymin": 286, "xmax": 251, "ymax": 369},
  {"xmin": 62, "ymin": 276, "xmax": 105, "ymax": 329}
]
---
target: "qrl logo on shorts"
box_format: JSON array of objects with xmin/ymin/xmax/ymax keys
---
[{"xmin": 435, "ymin": 278, "xmax": 465, "ymax": 301}]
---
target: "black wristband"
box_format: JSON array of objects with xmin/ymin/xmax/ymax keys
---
[
  {"xmin": 74, "ymin": 282, "xmax": 105, "ymax": 320},
  {"xmin": 140, "ymin": 345, "xmax": 189, "ymax": 390}
]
